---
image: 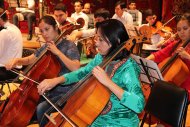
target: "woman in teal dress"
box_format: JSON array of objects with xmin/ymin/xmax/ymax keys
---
[{"xmin": 38, "ymin": 19, "xmax": 145, "ymax": 127}]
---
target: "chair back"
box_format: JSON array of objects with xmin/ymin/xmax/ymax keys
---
[{"xmin": 144, "ymin": 80, "xmax": 188, "ymax": 127}]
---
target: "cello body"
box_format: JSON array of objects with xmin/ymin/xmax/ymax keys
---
[
  {"xmin": 0, "ymin": 18, "xmax": 85, "ymax": 126},
  {"xmin": 158, "ymin": 40, "xmax": 190, "ymax": 86},
  {"xmin": 45, "ymin": 76, "xmax": 110, "ymax": 127},
  {"xmin": 159, "ymin": 57, "xmax": 189, "ymax": 86},
  {"xmin": 0, "ymin": 52, "xmax": 61, "ymax": 127}
]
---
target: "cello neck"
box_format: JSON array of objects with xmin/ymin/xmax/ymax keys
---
[{"xmin": 49, "ymin": 37, "xmax": 137, "ymax": 107}]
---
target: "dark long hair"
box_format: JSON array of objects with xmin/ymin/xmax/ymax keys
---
[
  {"xmin": 177, "ymin": 13, "xmax": 190, "ymax": 25},
  {"xmin": 39, "ymin": 15, "xmax": 61, "ymax": 34},
  {"xmin": 96, "ymin": 19, "xmax": 130, "ymax": 60}
]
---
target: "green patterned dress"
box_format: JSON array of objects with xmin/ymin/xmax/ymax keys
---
[{"xmin": 62, "ymin": 53, "xmax": 145, "ymax": 127}]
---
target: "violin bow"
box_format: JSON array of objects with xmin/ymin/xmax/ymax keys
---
[
  {"xmin": 155, "ymin": 15, "xmax": 177, "ymax": 34},
  {"xmin": 9, "ymin": 69, "xmax": 78, "ymax": 127},
  {"xmin": 0, "ymin": 10, "xmax": 7, "ymax": 18}
]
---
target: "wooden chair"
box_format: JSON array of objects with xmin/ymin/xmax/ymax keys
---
[{"xmin": 140, "ymin": 80, "xmax": 189, "ymax": 127}]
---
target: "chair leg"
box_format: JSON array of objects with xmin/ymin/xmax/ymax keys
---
[
  {"xmin": 140, "ymin": 113, "xmax": 148, "ymax": 127},
  {"xmin": 0, "ymin": 84, "xmax": 5, "ymax": 97},
  {"xmin": 6, "ymin": 83, "xmax": 12, "ymax": 94}
]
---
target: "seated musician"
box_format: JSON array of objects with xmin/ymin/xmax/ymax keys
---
[
  {"xmin": 147, "ymin": 13, "xmax": 190, "ymax": 101},
  {"xmin": 38, "ymin": 19, "xmax": 145, "ymax": 127},
  {"xmin": 68, "ymin": 8, "xmax": 110, "ymax": 42},
  {"xmin": 70, "ymin": 0, "xmax": 89, "ymax": 30},
  {"xmin": 127, "ymin": 0, "xmax": 142, "ymax": 26},
  {"xmin": 68, "ymin": 8, "xmax": 110, "ymax": 57},
  {"xmin": 13, "ymin": 0, "xmax": 36, "ymax": 40},
  {"xmin": 0, "ymin": 10, "xmax": 23, "ymax": 81},
  {"xmin": 112, "ymin": 1, "xmax": 133, "ymax": 26},
  {"xmin": 82, "ymin": 2, "xmax": 94, "ymax": 28},
  {"xmin": 53, "ymin": 3, "xmax": 71, "ymax": 31},
  {"xmin": 5, "ymin": 15, "xmax": 80, "ymax": 126},
  {"xmin": 140, "ymin": 9, "xmax": 164, "ymax": 57}
]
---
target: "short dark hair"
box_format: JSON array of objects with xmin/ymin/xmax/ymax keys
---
[
  {"xmin": 128, "ymin": 0, "xmax": 136, "ymax": 5},
  {"xmin": 143, "ymin": 9, "xmax": 153, "ymax": 17},
  {"xmin": 54, "ymin": 3, "xmax": 67, "ymax": 13},
  {"xmin": 74, "ymin": 0, "xmax": 83, "ymax": 6},
  {"xmin": 115, "ymin": 1, "xmax": 126, "ymax": 9},
  {"xmin": 94, "ymin": 8, "xmax": 110, "ymax": 19}
]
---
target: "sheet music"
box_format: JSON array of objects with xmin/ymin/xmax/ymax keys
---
[
  {"xmin": 124, "ymin": 24, "xmax": 139, "ymax": 38},
  {"xmin": 131, "ymin": 54, "xmax": 164, "ymax": 84}
]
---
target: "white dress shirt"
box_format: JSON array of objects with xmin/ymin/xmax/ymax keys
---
[
  {"xmin": 0, "ymin": 22, "xmax": 23, "ymax": 67},
  {"xmin": 71, "ymin": 11, "xmax": 89, "ymax": 30},
  {"xmin": 112, "ymin": 11, "xmax": 133, "ymax": 26},
  {"xmin": 81, "ymin": 28, "xmax": 95, "ymax": 38}
]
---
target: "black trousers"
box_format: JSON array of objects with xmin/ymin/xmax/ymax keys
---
[
  {"xmin": 0, "ymin": 67, "xmax": 17, "ymax": 81},
  {"xmin": 13, "ymin": 12, "xmax": 36, "ymax": 35}
]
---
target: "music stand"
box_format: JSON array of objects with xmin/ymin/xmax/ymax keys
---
[
  {"xmin": 130, "ymin": 54, "xmax": 164, "ymax": 87},
  {"xmin": 131, "ymin": 54, "xmax": 164, "ymax": 125}
]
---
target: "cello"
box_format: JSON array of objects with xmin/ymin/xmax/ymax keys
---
[
  {"xmin": 44, "ymin": 37, "xmax": 143, "ymax": 127},
  {"xmin": 0, "ymin": 19, "xmax": 84, "ymax": 127},
  {"xmin": 158, "ymin": 39, "xmax": 190, "ymax": 86}
]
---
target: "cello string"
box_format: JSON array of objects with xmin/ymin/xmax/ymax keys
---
[
  {"xmin": 9, "ymin": 69, "xmax": 77, "ymax": 127},
  {"xmin": 42, "ymin": 37, "xmax": 138, "ymax": 121},
  {"xmin": 42, "ymin": 94, "xmax": 77, "ymax": 127}
]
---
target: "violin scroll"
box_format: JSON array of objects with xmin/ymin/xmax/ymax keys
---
[{"xmin": 76, "ymin": 18, "xmax": 85, "ymax": 28}]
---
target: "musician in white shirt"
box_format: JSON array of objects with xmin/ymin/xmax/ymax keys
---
[
  {"xmin": 112, "ymin": 1, "xmax": 133, "ymax": 26},
  {"xmin": 13, "ymin": 0, "xmax": 35, "ymax": 40},
  {"xmin": 0, "ymin": 11, "xmax": 23, "ymax": 81},
  {"xmin": 68, "ymin": 8, "xmax": 110, "ymax": 42},
  {"xmin": 70, "ymin": 0, "xmax": 89, "ymax": 30}
]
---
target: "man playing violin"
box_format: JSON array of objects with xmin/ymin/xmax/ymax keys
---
[
  {"xmin": 53, "ymin": 3, "xmax": 71, "ymax": 31},
  {"xmin": 67, "ymin": 8, "xmax": 110, "ymax": 57},
  {"xmin": 140, "ymin": 9, "xmax": 164, "ymax": 57},
  {"xmin": 70, "ymin": 0, "xmax": 89, "ymax": 30}
]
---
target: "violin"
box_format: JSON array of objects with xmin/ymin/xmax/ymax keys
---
[
  {"xmin": 60, "ymin": 18, "xmax": 85, "ymax": 32},
  {"xmin": 151, "ymin": 21, "xmax": 173, "ymax": 37},
  {"xmin": 0, "ymin": 20, "xmax": 84, "ymax": 127},
  {"xmin": 151, "ymin": 15, "xmax": 177, "ymax": 38}
]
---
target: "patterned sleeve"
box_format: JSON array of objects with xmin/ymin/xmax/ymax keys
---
[
  {"xmin": 62, "ymin": 54, "xmax": 103, "ymax": 85},
  {"xmin": 120, "ymin": 60, "xmax": 145, "ymax": 113}
]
